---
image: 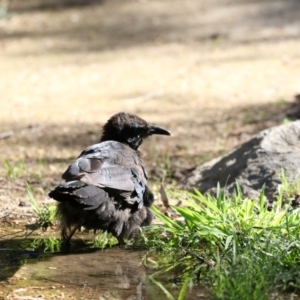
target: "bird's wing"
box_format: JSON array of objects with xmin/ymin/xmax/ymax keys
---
[
  {"xmin": 62, "ymin": 141, "xmax": 147, "ymax": 205},
  {"xmin": 49, "ymin": 180, "xmax": 109, "ymax": 210}
]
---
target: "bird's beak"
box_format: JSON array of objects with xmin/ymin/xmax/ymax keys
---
[{"xmin": 148, "ymin": 125, "xmax": 172, "ymax": 136}]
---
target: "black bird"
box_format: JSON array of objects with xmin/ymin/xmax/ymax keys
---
[{"xmin": 49, "ymin": 112, "xmax": 171, "ymax": 245}]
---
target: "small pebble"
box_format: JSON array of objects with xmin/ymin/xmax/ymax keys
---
[{"xmin": 19, "ymin": 201, "xmax": 30, "ymax": 207}]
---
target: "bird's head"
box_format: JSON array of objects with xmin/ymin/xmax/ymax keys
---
[{"xmin": 100, "ymin": 112, "xmax": 171, "ymax": 150}]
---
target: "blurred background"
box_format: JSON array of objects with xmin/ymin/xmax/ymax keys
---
[{"xmin": 0, "ymin": 0, "xmax": 300, "ymax": 208}]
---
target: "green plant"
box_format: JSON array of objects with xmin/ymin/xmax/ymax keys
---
[
  {"xmin": 23, "ymin": 237, "xmax": 62, "ymax": 253},
  {"xmin": 283, "ymin": 118, "xmax": 292, "ymax": 124},
  {"xmin": 87, "ymin": 231, "xmax": 118, "ymax": 249},
  {"xmin": 3, "ymin": 160, "xmax": 24, "ymax": 179},
  {"xmin": 28, "ymin": 157, "xmax": 47, "ymax": 181},
  {"xmin": 278, "ymin": 169, "xmax": 300, "ymax": 209},
  {"xmin": 26, "ymin": 182, "xmax": 57, "ymax": 230},
  {"xmin": 142, "ymin": 182, "xmax": 300, "ymax": 299},
  {"xmin": 146, "ymin": 256, "xmax": 193, "ymax": 300}
]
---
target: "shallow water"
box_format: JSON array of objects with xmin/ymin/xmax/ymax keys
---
[{"xmin": 0, "ymin": 237, "xmax": 207, "ymax": 300}]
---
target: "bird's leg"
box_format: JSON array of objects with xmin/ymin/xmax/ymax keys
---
[
  {"xmin": 117, "ymin": 237, "xmax": 126, "ymax": 248},
  {"xmin": 66, "ymin": 224, "xmax": 81, "ymax": 243},
  {"xmin": 61, "ymin": 224, "xmax": 81, "ymax": 251}
]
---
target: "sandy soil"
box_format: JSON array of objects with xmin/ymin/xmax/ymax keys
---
[{"xmin": 0, "ymin": 0, "xmax": 300, "ymax": 217}]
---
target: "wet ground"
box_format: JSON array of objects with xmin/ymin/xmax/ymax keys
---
[{"xmin": 0, "ymin": 235, "xmax": 207, "ymax": 300}]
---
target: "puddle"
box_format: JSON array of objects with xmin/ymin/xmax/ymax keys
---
[
  {"xmin": 3, "ymin": 247, "xmax": 149, "ymax": 299},
  {"xmin": 0, "ymin": 237, "xmax": 207, "ymax": 300}
]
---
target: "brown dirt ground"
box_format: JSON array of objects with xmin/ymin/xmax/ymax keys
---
[{"xmin": 0, "ymin": 0, "xmax": 300, "ymax": 220}]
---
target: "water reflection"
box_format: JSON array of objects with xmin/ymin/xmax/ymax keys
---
[
  {"xmin": 9, "ymin": 247, "xmax": 149, "ymax": 299},
  {"xmin": 0, "ymin": 238, "xmax": 207, "ymax": 299}
]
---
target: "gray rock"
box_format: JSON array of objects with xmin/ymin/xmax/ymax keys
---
[{"xmin": 181, "ymin": 121, "xmax": 300, "ymax": 202}]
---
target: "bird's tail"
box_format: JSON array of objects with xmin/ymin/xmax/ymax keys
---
[
  {"xmin": 49, "ymin": 181, "xmax": 113, "ymax": 241},
  {"xmin": 48, "ymin": 181, "xmax": 153, "ymax": 243}
]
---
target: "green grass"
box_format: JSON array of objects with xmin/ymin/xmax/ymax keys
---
[
  {"xmin": 23, "ymin": 237, "xmax": 62, "ymax": 253},
  {"xmin": 26, "ymin": 182, "xmax": 57, "ymax": 230},
  {"xmin": 28, "ymin": 157, "xmax": 46, "ymax": 181},
  {"xmin": 2, "ymin": 158, "xmax": 46, "ymax": 184},
  {"xmin": 142, "ymin": 182, "xmax": 300, "ymax": 300},
  {"xmin": 88, "ymin": 231, "xmax": 118, "ymax": 249},
  {"xmin": 3, "ymin": 159, "xmax": 24, "ymax": 179}
]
